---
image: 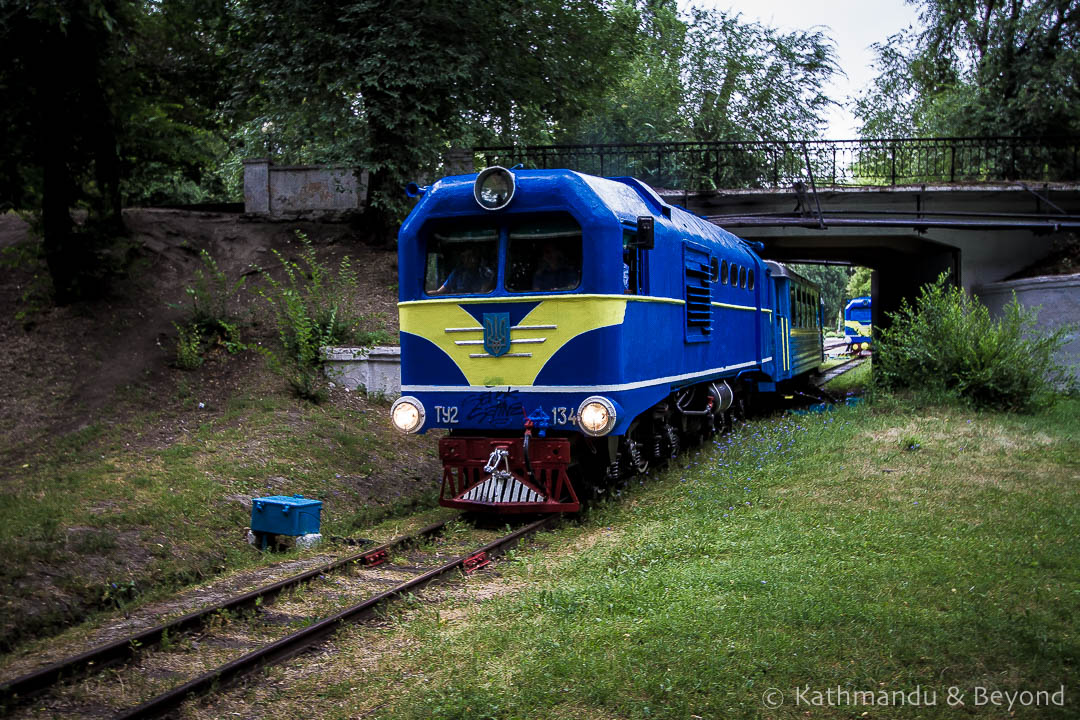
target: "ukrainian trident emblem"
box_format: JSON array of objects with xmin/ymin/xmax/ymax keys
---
[{"xmin": 482, "ymin": 312, "xmax": 511, "ymax": 357}]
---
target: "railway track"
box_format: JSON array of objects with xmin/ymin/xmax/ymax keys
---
[
  {"xmin": 814, "ymin": 355, "xmax": 869, "ymax": 387},
  {"xmin": 1, "ymin": 515, "xmax": 556, "ymax": 719}
]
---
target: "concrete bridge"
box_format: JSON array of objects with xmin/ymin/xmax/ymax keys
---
[{"xmin": 464, "ymin": 136, "xmax": 1080, "ymax": 341}]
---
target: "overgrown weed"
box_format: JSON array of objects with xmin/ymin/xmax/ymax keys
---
[
  {"xmin": 876, "ymin": 273, "xmax": 1076, "ymax": 412},
  {"xmin": 255, "ymin": 231, "xmax": 384, "ymax": 401}
]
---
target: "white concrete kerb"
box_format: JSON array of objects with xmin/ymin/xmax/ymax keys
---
[{"xmin": 322, "ymin": 345, "xmax": 401, "ymax": 397}]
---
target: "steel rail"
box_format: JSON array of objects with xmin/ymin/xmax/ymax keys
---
[
  {"xmin": 113, "ymin": 515, "xmax": 558, "ymax": 720},
  {"xmin": 815, "ymin": 356, "xmax": 869, "ymax": 387},
  {"xmin": 0, "ymin": 518, "xmax": 456, "ymax": 707}
]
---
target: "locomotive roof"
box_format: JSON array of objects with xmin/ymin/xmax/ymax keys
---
[
  {"xmin": 403, "ymin": 168, "xmax": 757, "ymax": 258},
  {"xmin": 763, "ymin": 260, "xmax": 818, "ymax": 288}
]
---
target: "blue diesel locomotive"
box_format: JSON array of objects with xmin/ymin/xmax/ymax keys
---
[
  {"xmin": 844, "ymin": 295, "xmax": 872, "ymax": 353},
  {"xmin": 390, "ymin": 167, "xmax": 823, "ymax": 513}
]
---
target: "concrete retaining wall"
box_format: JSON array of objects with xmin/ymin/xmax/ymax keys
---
[
  {"xmin": 323, "ymin": 346, "xmax": 401, "ymax": 397},
  {"xmin": 244, "ymin": 159, "xmax": 368, "ymax": 218},
  {"xmin": 975, "ymin": 273, "xmax": 1080, "ymax": 380}
]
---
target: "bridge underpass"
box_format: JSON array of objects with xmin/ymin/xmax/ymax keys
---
[
  {"xmin": 468, "ymin": 136, "xmax": 1080, "ymax": 332},
  {"xmin": 666, "ymin": 183, "xmax": 1080, "ymax": 332}
]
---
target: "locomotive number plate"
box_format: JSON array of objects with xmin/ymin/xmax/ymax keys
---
[
  {"xmin": 549, "ymin": 407, "xmax": 577, "ymax": 426},
  {"xmin": 434, "ymin": 405, "xmax": 459, "ymax": 424}
]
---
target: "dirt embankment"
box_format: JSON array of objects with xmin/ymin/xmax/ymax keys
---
[
  {"xmin": 1, "ymin": 209, "xmax": 400, "ymax": 464},
  {"xmin": 0, "ymin": 209, "xmax": 433, "ymax": 652}
]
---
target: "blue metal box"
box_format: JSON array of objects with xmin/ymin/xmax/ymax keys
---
[{"xmin": 250, "ymin": 495, "xmax": 322, "ymax": 536}]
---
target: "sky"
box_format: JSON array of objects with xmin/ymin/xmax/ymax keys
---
[{"xmin": 686, "ymin": 0, "xmax": 922, "ymax": 139}]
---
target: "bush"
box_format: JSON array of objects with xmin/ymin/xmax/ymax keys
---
[
  {"xmin": 875, "ymin": 274, "xmax": 1075, "ymax": 412},
  {"xmin": 256, "ymin": 232, "xmax": 378, "ymax": 402}
]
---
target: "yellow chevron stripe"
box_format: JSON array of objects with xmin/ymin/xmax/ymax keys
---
[
  {"xmin": 844, "ymin": 320, "xmax": 872, "ymax": 338},
  {"xmin": 400, "ymin": 296, "xmax": 629, "ymax": 387}
]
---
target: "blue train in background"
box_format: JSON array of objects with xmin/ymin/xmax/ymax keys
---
[
  {"xmin": 390, "ymin": 166, "xmax": 823, "ymax": 513},
  {"xmin": 844, "ymin": 295, "xmax": 873, "ymax": 353}
]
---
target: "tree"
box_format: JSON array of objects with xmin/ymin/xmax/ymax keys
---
[
  {"xmin": 227, "ymin": 0, "xmax": 634, "ymax": 237},
  {"xmin": 846, "ymin": 266, "xmax": 873, "ymax": 299},
  {"xmin": 0, "ymin": 0, "xmax": 231, "ymax": 302},
  {"xmin": 578, "ymin": 2, "xmax": 840, "ymax": 147},
  {"xmin": 570, "ymin": 2, "xmax": 839, "ymax": 190},
  {"xmin": 681, "ymin": 7, "xmax": 838, "ymax": 143},
  {"xmin": 855, "ymin": 0, "xmax": 1080, "ymax": 139},
  {"xmin": 573, "ymin": 0, "xmax": 688, "ymax": 143},
  {"xmin": 790, "ymin": 263, "xmax": 853, "ymax": 330}
]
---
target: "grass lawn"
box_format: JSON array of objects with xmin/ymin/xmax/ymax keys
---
[{"xmin": 339, "ymin": 397, "xmax": 1079, "ymax": 719}]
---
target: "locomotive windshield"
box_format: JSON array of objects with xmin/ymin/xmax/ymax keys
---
[
  {"xmin": 425, "ymin": 226, "xmax": 498, "ymax": 295},
  {"xmin": 505, "ymin": 215, "xmax": 582, "ymax": 292},
  {"xmin": 423, "ymin": 215, "xmax": 582, "ymax": 296}
]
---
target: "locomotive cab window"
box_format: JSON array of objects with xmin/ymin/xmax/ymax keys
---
[
  {"xmin": 425, "ymin": 225, "xmax": 498, "ymax": 295},
  {"xmin": 506, "ymin": 215, "xmax": 582, "ymax": 293}
]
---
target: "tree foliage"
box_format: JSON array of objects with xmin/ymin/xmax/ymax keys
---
[
  {"xmin": 846, "ymin": 266, "xmax": 873, "ymax": 299},
  {"xmin": 578, "ymin": 1, "xmax": 839, "ymax": 144},
  {"xmin": 227, "ymin": 0, "xmax": 634, "ymax": 234},
  {"xmin": 789, "ymin": 263, "xmax": 853, "ymax": 330},
  {"xmin": 3, "ymin": 0, "xmax": 843, "ymax": 295},
  {"xmin": 0, "ymin": 0, "xmax": 231, "ymax": 302},
  {"xmin": 855, "ymin": 0, "xmax": 1080, "ymax": 138}
]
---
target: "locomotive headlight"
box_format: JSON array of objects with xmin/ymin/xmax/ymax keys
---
[
  {"xmin": 474, "ymin": 166, "xmax": 515, "ymax": 210},
  {"xmin": 577, "ymin": 396, "xmax": 616, "ymax": 437},
  {"xmin": 390, "ymin": 396, "xmax": 425, "ymax": 434}
]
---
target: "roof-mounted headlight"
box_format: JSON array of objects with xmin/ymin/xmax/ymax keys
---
[
  {"xmin": 474, "ymin": 166, "xmax": 515, "ymax": 211},
  {"xmin": 577, "ymin": 396, "xmax": 616, "ymax": 437}
]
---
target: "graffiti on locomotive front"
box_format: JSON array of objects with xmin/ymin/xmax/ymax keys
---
[{"xmin": 461, "ymin": 391, "xmax": 524, "ymax": 427}]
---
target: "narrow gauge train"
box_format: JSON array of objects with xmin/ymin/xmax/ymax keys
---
[
  {"xmin": 844, "ymin": 295, "xmax": 873, "ymax": 353},
  {"xmin": 389, "ymin": 166, "xmax": 823, "ymax": 513}
]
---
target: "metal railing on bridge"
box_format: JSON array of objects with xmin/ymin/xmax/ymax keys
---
[{"xmin": 472, "ymin": 136, "xmax": 1079, "ymax": 191}]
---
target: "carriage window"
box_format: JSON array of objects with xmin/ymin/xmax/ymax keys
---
[
  {"xmin": 506, "ymin": 215, "xmax": 582, "ymax": 293},
  {"xmin": 425, "ymin": 225, "xmax": 498, "ymax": 295},
  {"xmin": 748, "ymin": 269, "xmax": 755, "ymax": 291},
  {"xmin": 720, "ymin": 259, "xmax": 728, "ymax": 285}
]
